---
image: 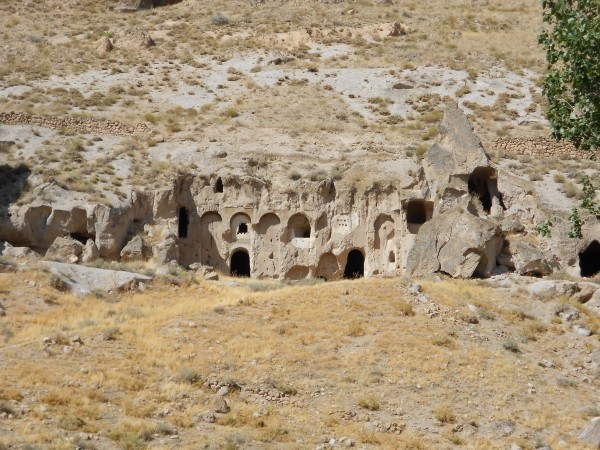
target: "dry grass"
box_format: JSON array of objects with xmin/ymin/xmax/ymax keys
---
[{"xmin": 0, "ymin": 271, "xmax": 598, "ymax": 448}]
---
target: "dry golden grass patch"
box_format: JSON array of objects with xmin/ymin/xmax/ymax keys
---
[{"xmin": 0, "ymin": 271, "xmax": 598, "ymax": 448}]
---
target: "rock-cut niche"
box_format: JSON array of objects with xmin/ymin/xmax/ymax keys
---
[
  {"xmin": 406, "ymin": 199, "xmax": 433, "ymax": 234},
  {"xmin": 579, "ymin": 240, "xmax": 600, "ymax": 278},
  {"xmin": 468, "ymin": 167, "xmax": 505, "ymax": 214},
  {"xmin": 288, "ymin": 213, "xmax": 311, "ymax": 239}
]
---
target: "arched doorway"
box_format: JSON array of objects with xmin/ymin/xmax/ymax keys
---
[
  {"xmin": 230, "ymin": 249, "xmax": 250, "ymax": 277},
  {"xmin": 344, "ymin": 249, "xmax": 364, "ymax": 279},
  {"xmin": 579, "ymin": 241, "xmax": 600, "ymax": 278}
]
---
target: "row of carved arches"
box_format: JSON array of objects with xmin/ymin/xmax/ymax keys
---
[{"xmin": 181, "ymin": 200, "xmax": 435, "ymax": 279}]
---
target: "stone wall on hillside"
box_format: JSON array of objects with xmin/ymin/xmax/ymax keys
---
[
  {"xmin": 491, "ymin": 137, "xmax": 599, "ymax": 160},
  {"xmin": 0, "ymin": 112, "xmax": 152, "ymax": 137}
]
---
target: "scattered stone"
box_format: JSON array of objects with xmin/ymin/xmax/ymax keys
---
[
  {"xmin": 97, "ymin": 36, "xmax": 113, "ymax": 55},
  {"xmin": 339, "ymin": 436, "xmax": 355, "ymax": 447},
  {"xmin": 63, "ymin": 345, "xmax": 73, "ymax": 354},
  {"xmin": 408, "ymin": 284, "xmax": 422, "ymax": 294},
  {"xmin": 558, "ymin": 308, "xmax": 579, "ymax": 322},
  {"xmin": 491, "ymin": 420, "xmax": 515, "ymax": 437},
  {"xmin": 217, "ymin": 386, "xmax": 230, "ymax": 397},
  {"xmin": 213, "ymin": 397, "xmax": 230, "ymax": 414},
  {"xmin": 202, "ymin": 411, "xmax": 216, "ymax": 423},
  {"xmin": 574, "ymin": 326, "xmax": 592, "ymax": 337},
  {"xmin": 392, "ymin": 82, "xmax": 413, "ymax": 90}
]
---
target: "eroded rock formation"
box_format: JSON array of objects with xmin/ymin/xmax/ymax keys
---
[{"xmin": 1, "ymin": 105, "xmax": 599, "ymax": 280}]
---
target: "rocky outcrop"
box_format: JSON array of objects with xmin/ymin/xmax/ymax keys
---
[
  {"xmin": 421, "ymin": 104, "xmax": 502, "ymax": 216},
  {"xmin": 406, "ymin": 207, "xmax": 503, "ymax": 278},
  {"xmin": 1, "ymin": 104, "xmax": 598, "ymax": 281}
]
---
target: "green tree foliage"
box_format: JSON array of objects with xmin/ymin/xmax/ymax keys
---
[{"xmin": 539, "ymin": 0, "xmax": 600, "ymax": 151}]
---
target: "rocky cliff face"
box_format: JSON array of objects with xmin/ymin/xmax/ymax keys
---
[{"xmin": 1, "ymin": 105, "xmax": 598, "ymax": 280}]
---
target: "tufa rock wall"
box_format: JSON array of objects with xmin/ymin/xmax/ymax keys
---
[
  {"xmin": 0, "ymin": 112, "xmax": 152, "ymax": 137},
  {"xmin": 2, "ymin": 105, "xmax": 599, "ymax": 280}
]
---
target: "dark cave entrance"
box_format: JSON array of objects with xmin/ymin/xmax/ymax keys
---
[
  {"xmin": 468, "ymin": 167, "xmax": 496, "ymax": 214},
  {"xmin": 230, "ymin": 249, "xmax": 250, "ymax": 277},
  {"xmin": 343, "ymin": 249, "xmax": 364, "ymax": 279},
  {"xmin": 178, "ymin": 207, "xmax": 189, "ymax": 238},
  {"xmin": 579, "ymin": 240, "xmax": 600, "ymax": 278}
]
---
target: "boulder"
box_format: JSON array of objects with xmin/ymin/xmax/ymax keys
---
[
  {"xmin": 592, "ymin": 349, "xmax": 600, "ymax": 378},
  {"xmin": 120, "ymin": 235, "xmax": 145, "ymax": 262},
  {"xmin": 81, "ymin": 239, "xmax": 100, "ymax": 264},
  {"xmin": 44, "ymin": 261, "xmax": 152, "ymax": 295},
  {"xmin": 585, "ymin": 290, "xmax": 600, "ymax": 318},
  {"xmin": 115, "ymin": 28, "xmax": 155, "ymax": 49},
  {"xmin": 0, "ymin": 241, "xmax": 39, "ymax": 261},
  {"xmin": 93, "ymin": 204, "xmax": 133, "ymax": 259},
  {"xmin": 196, "ymin": 264, "xmax": 219, "ymax": 281},
  {"xmin": 406, "ymin": 207, "xmax": 503, "ymax": 278},
  {"xmin": 97, "ymin": 36, "xmax": 113, "ymax": 55},
  {"xmin": 45, "ymin": 237, "xmax": 84, "ymax": 263},
  {"xmin": 502, "ymin": 238, "xmax": 552, "ymax": 276},
  {"xmin": 572, "ymin": 282, "xmax": 598, "ymax": 303},
  {"xmin": 154, "ymin": 235, "xmax": 179, "ymax": 267},
  {"xmin": 579, "ymin": 417, "xmax": 600, "ymax": 448}
]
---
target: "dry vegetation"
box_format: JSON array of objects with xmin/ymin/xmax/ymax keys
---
[
  {"xmin": 0, "ymin": 0, "xmax": 555, "ymax": 202},
  {"xmin": 0, "ymin": 268, "xmax": 599, "ymax": 449}
]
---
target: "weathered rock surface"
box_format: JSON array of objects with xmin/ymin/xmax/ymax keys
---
[
  {"xmin": 421, "ymin": 104, "xmax": 492, "ymax": 213},
  {"xmin": 44, "ymin": 261, "xmax": 152, "ymax": 295},
  {"xmin": 120, "ymin": 235, "xmax": 146, "ymax": 262},
  {"xmin": 45, "ymin": 236, "xmax": 84, "ymax": 263},
  {"xmin": 114, "ymin": 0, "xmax": 181, "ymax": 12},
  {"xmin": 81, "ymin": 239, "xmax": 100, "ymax": 264},
  {"xmin": 406, "ymin": 207, "xmax": 503, "ymax": 278},
  {"xmin": 0, "ymin": 241, "xmax": 39, "ymax": 261},
  {"xmin": 579, "ymin": 417, "xmax": 600, "ymax": 448},
  {"xmin": 501, "ymin": 238, "xmax": 552, "ymax": 276}
]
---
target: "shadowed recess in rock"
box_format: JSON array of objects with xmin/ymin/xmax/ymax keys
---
[
  {"xmin": 230, "ymin": 249, "xmax": 250, "ymax": 277},
  {"xmin": 344, "ymin": 249, "xmax": 364, "ymax": 279},
  {"xmin": 579, "ymin": 240, "xmax": 600, "ymax": 278}
]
